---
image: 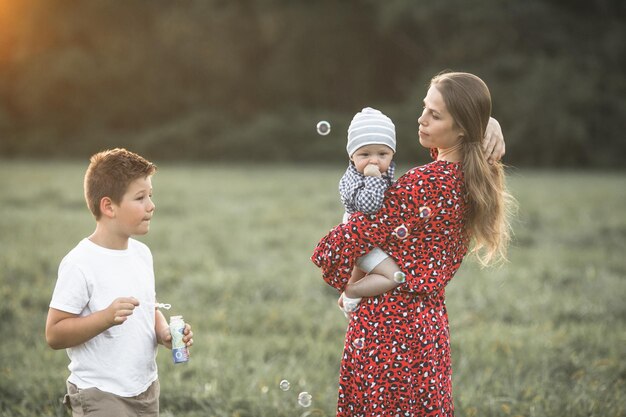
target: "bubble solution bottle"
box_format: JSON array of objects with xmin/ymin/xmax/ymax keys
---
[{"xmin": 169, "ymin": 315, "xmax": 189, "ymax": 364}]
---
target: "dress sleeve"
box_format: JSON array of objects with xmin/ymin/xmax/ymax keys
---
[
  {"xmin": 311, "ymin": 175, "xmax": 420, "ymax": 292},
  {"xmin": 313, "ymin": 165, "xmax": 468, "ymax": 296}
]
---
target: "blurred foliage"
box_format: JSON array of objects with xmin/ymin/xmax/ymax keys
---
[{"xmin": 0, "ymin": 0, "xmax": 624, "ymax": 167}]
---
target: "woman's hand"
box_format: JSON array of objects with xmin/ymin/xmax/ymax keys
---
[{"xmin": 484, "ymin": 117, "xmax": 506, "ymax": 164}]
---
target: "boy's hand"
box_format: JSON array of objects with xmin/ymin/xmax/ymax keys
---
[
  {"xmin": 363, "ymin": 164, "xmax": 382, "ymax": 177},
  {"xmin": 106, "ymin": 297, "xmax": 140, "ymax": 326},
  {"xmin": 158, "ymin": 326, "xmax": 172, "ymax": 349},
  {"xmin": 182, "ymin": 323, "xmax": 193, "ymax": 348},
  {"xmin": 158, "ymin": 323, "xmax": 194, "ymax": 350}
]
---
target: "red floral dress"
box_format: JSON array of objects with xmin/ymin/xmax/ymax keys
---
[{"xmin": 312, "ymin": 155, "xmax": 468, "ymax": 417}]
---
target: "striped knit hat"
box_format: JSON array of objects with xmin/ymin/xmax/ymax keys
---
[{"xmin": 347, "ymin": 107, "xmax": 396, "ymax": 157}]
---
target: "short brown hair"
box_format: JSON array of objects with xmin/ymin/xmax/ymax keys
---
[{"xmin": 84, "ymin": 148, "xmax": 157, "ymax": 219}]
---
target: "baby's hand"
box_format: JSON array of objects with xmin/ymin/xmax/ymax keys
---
[{"xmin": 363, "ymin": 164, "xmax": 381, "ymax": 177}]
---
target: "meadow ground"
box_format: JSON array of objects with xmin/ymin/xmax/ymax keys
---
[{"xmin": 0, "ymin": 161, "xmax": 624, "ymax": 417}]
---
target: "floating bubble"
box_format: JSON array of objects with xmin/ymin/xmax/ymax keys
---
[
  {"xmin": 419, "ymin": 206, "xmax": 432, "ymax": 218},
  {"xmin": 279, "ymin": 379, "xmax": 291, "ymax": 391},
  {"xmin": 316, "ymin": 120, "xmax": 331, "ymax": 136},
  {"xmin": 298, "ymin": 391, "xmax": 312, "ymax": 408},
  {"xmin": 393, "ymin": 271, "xmax": 406, "ymax": 284},
  {"xmin": 352, "ymin": 338, "xmax": 365, "ymax": 349},
  {"xmin": 393, "ymin": 224, "xmax": 409, "ymax": 239}
]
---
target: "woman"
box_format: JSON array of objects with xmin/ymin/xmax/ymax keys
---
[{"xmin": 312, "ymin": 71, "xmax": 513, "ymax": 416}]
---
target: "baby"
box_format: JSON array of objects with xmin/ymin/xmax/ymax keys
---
[{"xmin": 338, "ymin": 107, "xmax": 406, "ymax": 314}]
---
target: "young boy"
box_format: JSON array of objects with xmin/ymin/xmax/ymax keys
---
[
  {"xmin": 45, "ymin": 148, "xmax": 193, "ymax": 417},
  {"xmin": 338, "ymin": 107, "xmax": 406, "ymax": 314}
]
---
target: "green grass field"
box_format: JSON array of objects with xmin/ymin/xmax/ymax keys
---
[{"xmin": 0, "ymin": 161, "xmax": 624, "ymax": 417}]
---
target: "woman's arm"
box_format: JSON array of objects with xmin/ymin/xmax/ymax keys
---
[
  {"xmin": 314, "ymin": 164, "xmax": 469, "ymax": 297},
  {"xmin": 312, "ymin": 179, "xmax": 417, "ymax": 292}
]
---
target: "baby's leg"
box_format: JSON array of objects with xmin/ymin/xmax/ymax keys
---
[
  {"xmin": 344, "ymin": 258, "xmax": 405, "ymax": 299},
  {"xmin": 369, "ymin": 258, "xmax": 406, "ymax": 284},
  {"xmin": 341, "ymin": 268, "xmax": 366, "ymax": 313},
  {"xmin": 348, "ymin": 266, "xmax": 366, "ymax": 285}
]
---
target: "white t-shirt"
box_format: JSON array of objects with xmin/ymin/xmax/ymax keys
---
[{"xmin": 50, "ymin": 238, "xmax": 158, "ymax": 397}]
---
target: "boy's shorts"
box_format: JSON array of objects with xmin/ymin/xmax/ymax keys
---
[{"xmin": 63, "ymin": 379, "xmax": 160, "ymax": 417}]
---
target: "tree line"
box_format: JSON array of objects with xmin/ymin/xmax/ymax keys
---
[{"xmin": 0, "ymin": 0, "xmax": 624, "ymax": 167}]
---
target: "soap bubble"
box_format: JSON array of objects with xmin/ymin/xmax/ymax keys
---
[
  {"xmin": 298, "ymin": 391, "xmax": 312, "ymax": 407},
  {"xmin": 393, "ymin": 271, "xmax": 406, "ymax": 283},
  {"xmin": 316, "ymin": 121, "xmax": 331, "ymax": 136},
  {"xmin": 352, "ymin": 338, "xmax": 365, "ymax": 349},
  {"xmin": 279, "ymin": 379, "xmax": 291, "ymax": 391},
  {"xmin": 419, "ymin": 206, "xmax": 432, "ymax": 218},
  {"xmin": 393, "ymin": 224, "xmax": 409, "ymax": 239}
]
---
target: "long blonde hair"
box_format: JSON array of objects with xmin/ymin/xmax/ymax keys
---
[{"xmin": 431, "ymin": 72, "xmax": 514, "ymax": 266}]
